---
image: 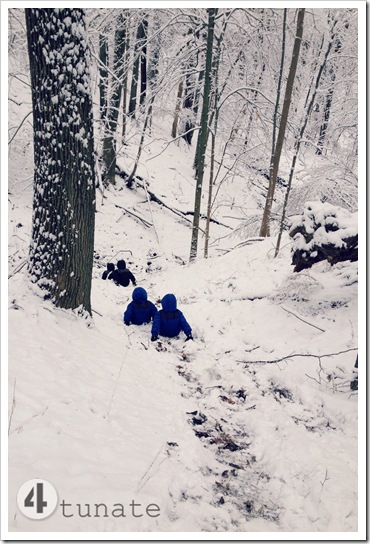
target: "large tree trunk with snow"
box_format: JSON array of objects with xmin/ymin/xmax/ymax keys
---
[{"xmin": 25, "ymin": 8, "xmax": 96, "ymax": 314}]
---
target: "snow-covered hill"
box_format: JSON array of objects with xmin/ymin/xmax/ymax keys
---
[
  {"xmin": 8, "ymin": 159, "xmax": 359, "ymax": 534},
  {"xmin": 6, "ymin": 50, "xmax": 360, "ymax": 536}
]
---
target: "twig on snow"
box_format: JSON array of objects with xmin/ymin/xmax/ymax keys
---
[
  {"xmin": 8, "ymin": 110, "xmax": 33, "ymax": 146},
  {"xmin": 8, "ymin": 379, "xmax": 17, "ymax": 435},
  {"xmin": 320, "ymin": 469, "xmax": 330, "ymax": 488},
  {"xmin": 241, "ymin": 347, "xmax": 357, "ymax": 365},
  {"xmin": 8, "ymin": 260, "xmax": 27, "ymax": 279},
  {"xmin": 281, "ymin": 305, "xmax": 326, "ymax": 333},
  {"xmin": 9, "ymin": 406, "xmax": 48, "ymax": 436}
]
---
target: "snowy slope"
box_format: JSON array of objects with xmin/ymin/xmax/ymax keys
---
[
  {"xmin": 7, "ymin": 66, "xmax": 360, "ymax": 535},
  {"xmin": 8, "ymin": 180, "xmax": 359, "ymax": 534}
]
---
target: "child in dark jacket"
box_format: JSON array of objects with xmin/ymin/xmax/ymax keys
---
[
  {"xmin": 151, "ymin": 294, "xmax": 193, "ymax": 341},
  {"xmin": 124, "ymin": 287, "xmax": 157, "ymax": 326},
  {"xmin": 102, "ymin": 262, "xmax": 115, "ymax": 280},
  {"xmin": 109, "ymin": 259, "xmax": 136, "ymax": 287}
]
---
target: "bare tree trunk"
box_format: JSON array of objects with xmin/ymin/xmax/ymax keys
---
[
  {"xmin": 171, "ymin": 80, "xmax": 184, "ymax": 138},
  {"xmin": 127, "ymin": 95, "xmax": 156, "ymax": 186},
  {"xmin": 139, "ymin": 17, "xmax": 148, "ymax": 107},
  {"xmin": 259, "ymin": 8, "xmax": 305, "ymax": 237},
  {"xmin": 102, "ymin": 12, "xmax": 126, "ymax": 185},
  {"xmin": 128, "ymin": 17, "xmax": 146, "ymax": 118},
  {"xmin": 121, "ymin": 10, "xmax": 131, "ymax": 143},
  {"xmin": 269, "ymin": 9, "xmax": 287, "ymax": 180},
  {"xmin": 25, "ymin": 8, "xmax": 95, "ymax": 314},
  {"xmin": 316, "ymin": 29, "xmax": 341, "ymax": 155},
  {"xmin": 99, "ymin": 32, "xmax": 109, "ymax": 123},
  {"xmin": 190, "ymin": 8, "xmax": 217, "ymax": 262},
  {"xmin": 275, "ymin": 23, "xmax": 338, "ymax": 257},
  {"xmin": 204, "ymin": 130, "xmax": 215, "ymax": 258}
]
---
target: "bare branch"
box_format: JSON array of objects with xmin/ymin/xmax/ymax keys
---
[
  {"xmin": 281, "ymin": 305, "xmax": 326, "ymax": 333},
  {"xmin": 241, "ymin": 348, "xmax": 357, "ymax": 365}
]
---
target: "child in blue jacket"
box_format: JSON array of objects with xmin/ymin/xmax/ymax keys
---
[
  {"xmin": 151, "ymin": 294, "xmax": 193, "ymax": 341},
  {"xmin": 124, "ymin": 287, "xmax": 157, "ymax": 326}
]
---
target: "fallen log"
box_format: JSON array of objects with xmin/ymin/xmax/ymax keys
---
[{"xmin": 115, "ymin": 165, "xmax": 232, "ymax": 230}]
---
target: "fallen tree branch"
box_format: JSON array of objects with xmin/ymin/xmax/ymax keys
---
[
  {"xmin": 281, "ymin": 305, "xmax": 326, "ymax": 333},
  {"xmin": 115, "ymin": 165, "xmax": 231, "ymax": 231},
  {"xmin": 114, "ymin": 203, "xmax": 152, "ymax": 228},
  {"xmin": 240, "ymin": 347, "xmax": 357, "ymax": 365},
  {"xmin": 137, "ymin": 182, "xmax": 198, "ymax": 229}
]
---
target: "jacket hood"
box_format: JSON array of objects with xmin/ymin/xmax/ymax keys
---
[
  {"xmin": 117, "ymin": 260, "xmax": 126, "ymax": 270},
  {"xmin": 107, "ymin": 262, "xmax": 115, "ymax": 271},
  {"xmin": 161, "ymin": 294, "xmax": 177, "ymax": 312},
  {"xmin": 132, "ymin": 287, "xmax": 147, "ymax": 303}
]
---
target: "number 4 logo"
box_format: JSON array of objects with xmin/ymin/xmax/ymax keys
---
[{"xmin": 17, "ymin": 479, "xmax": 58, "ymax": 520}]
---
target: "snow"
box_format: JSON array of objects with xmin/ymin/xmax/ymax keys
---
[
  {"xmin": 7, "ymin": 134, "xmax": 361, "ymax": 536},
  {"xmin": 290, "ymin": 201, "xmax": 358, "ymax": 252},
  {"xmin": 5, "ymin": 16, "xmax": 364, "ymax": 540}
]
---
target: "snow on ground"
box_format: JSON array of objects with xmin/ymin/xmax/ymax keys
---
[
  {"xmin": 7, "ymin": 99, "xmax": 359, "ymax": 535},
  {"xmin": 8, "ymin": 188, "xmax": 358, "ymax": 533}
]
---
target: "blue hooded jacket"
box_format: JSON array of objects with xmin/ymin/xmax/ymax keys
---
[
  {"xmin": 124, "ymin": 287, "xmax": 157, "ymax": 326},
  {"xmin": 109, "ymin": 260, "xmax": 136, "ymax": 287},
  {"xmin": 151, "ymin": 294, "xmax": 192, "ymax": 338}
]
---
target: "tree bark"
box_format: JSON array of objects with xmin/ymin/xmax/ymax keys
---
[
  {"xmin": 139, "ymin": 17, "xmax": 148, "ymax": 106},
  {"xmin": 316, "ymin": 36, "xmax": 341, "ymax": 155},
  {"xmin": 275, "ymin": 23, "xmax": 338, "ymax": 257},
  {"xmin": 190, "ymin": 8, "xmax": 217, "ymax": 262},
  {"xmin": 99, "ymin": 32, "xmax": 109, "ymax": 123},
  {"xmin": 102, "ymin": 12, "xmax": 126, "ymax": 185},
  {"xmin": 259, "ymin": 8, "xmax": 305, "ymax": 237},
  {"xmin": 25, "ymin": 8, "xmax": 95, "ymax": 314},
  {"xmin": 128, "ymin": 17, "xmax": 146, "ymax": 117},
  {"xmin": 121, "ymin": 10, "xmax": 131, "ymax": 143},
  {"xmin": 172, "ymin": 80, "xmax": 184, "ymax": 138}
]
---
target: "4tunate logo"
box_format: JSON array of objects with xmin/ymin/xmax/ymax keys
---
[
  {"xmin": 17, "ymin": 479, "xmax": 58, "ymax": 520},
  {"xmin": 17, "ymin": 479, "xmax": 161, "ymax": 521}
]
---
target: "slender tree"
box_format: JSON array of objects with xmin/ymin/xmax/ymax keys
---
[
  {"xmin": 316, "ymin": 32, "xmax": 342, "ymax": 155},
  {"xmin": 102, "ymin": 12, "xmax": 126, "ymax": 185},
  {"xmin": 275, "ymin": 22, "xmax": 338, "ymax": 257},
  {"xmin": 259, "ymin": 8, "xmax": 305, "ymax": 237},
  {"xmin": 121, "ymin": 10, "xmax": 131, "ymax": 143},
  {"xmin": 190, "ymin": 8, "xmax": 217, "ymax": 262},
  {"xmin": 99, "ymin": 31, "xmax": 109, "ymax": 123},
  {"xmin": 128, "ymin": 15, "xmax": 147, "ymax": 117},
  {"xmin": 139, "ymin": 17, "xmax": 148, "ymax": 106},
  {"xmin": 172, "ymin": 79, "xmax": 184, "ymax": 138},
  {"xmin": 25, "ymin": 8, "xmax": 95, "ymax": 313}
]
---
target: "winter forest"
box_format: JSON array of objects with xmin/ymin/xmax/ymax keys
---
[{"xmin": 7, "ymin": 4, "xmax": 363, "ymax": 537}]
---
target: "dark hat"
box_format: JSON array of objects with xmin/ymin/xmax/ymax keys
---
[
  {"xmin": 117, "ymin": 260, "xmax": 126, "ymax": 270},
  {"xmin": 132, "ymin": 287, "xmax": 147, "ymax": 303},
  {"xmin": 161, "ymin": 293, "xmax": 177, "ymax": 312}
]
